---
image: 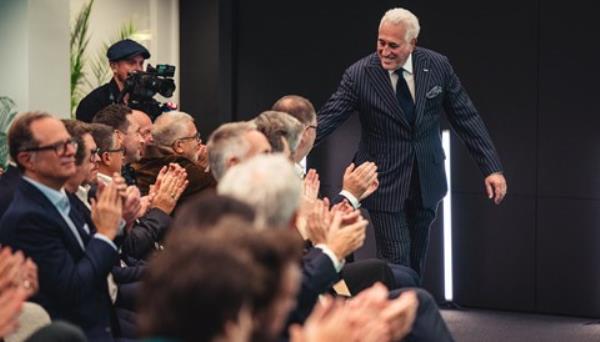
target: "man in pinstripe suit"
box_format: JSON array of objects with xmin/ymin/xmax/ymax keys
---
[{"xmin": 316, "ymin": 8, "xmax": 507, "ymax": 276}]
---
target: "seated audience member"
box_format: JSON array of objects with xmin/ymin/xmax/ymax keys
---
[
  {"xmin": 90, "ymin": 122, "xmax": 125, "ymax": 186},
  {"xmin": 90, "ymin": 123, "xmax": 187, "ymax": 260},
  {"xmin": 207, "ymin": 121, "xmax": 272, "ymax": 181},
  {"xmin": 218, "ymin": 154, "xmax": 453, "ymax": 341},
  {"xmin": 130, "ymin": 109, "xmax": 154, "ymax": 148},
  {"xmin": 64, "ymin": 120, "xmax": 145, "ymax": 338},
  {"xmin": 0, "ymin": 112, "xmax": 124, "ymax": 341},
  {"xmin": 92, "ymin": 104, "xmax": 145, "ymax": 185},
  {"xmin": 133, "ymin": 111, "xmax": 216, "ymax": 203},
  {"xmin": 253, "ymin": 110, "xmax": 304, "ymax": 160},
  {"xmin": 272, "ymin": 95, "xmax": 379, "ymax": 210},
  {"xmin": 138, "ymin": 225, "xmax": 261, "ymax": 342},
  {"xmin": 62, "ymin": 120, "xmax": 100, "ymax": 203}
]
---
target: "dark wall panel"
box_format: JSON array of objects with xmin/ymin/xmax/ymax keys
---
[
  {"xmin": 537, "ymin": 198, "xmax": 600, "ymax": 317},
  {"xmin": 453, "ymin": 194, "xmax": 536, "ymax": 311},
  {"xmin": 538, "ymin": 3, "xmax": 600, "ymax": 199},
  {"xmin": 536, "ymin": 2, "xmax": 600, "ymax": 317}
]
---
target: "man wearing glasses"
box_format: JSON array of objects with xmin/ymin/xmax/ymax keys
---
[
  {"xmin": 133, "ymin": 111, "xmax": 216, "ymax": 208},
  {"xmin": 93, "ymin": 104, "xmax": 146, "ymax": 186},
  {"xmin": 0, "ymin": 112, "xmax": 124, "ymax": 341},
  {"xmin": 90, "ymin": 123, "xmax": 126, "ymax": 186}
]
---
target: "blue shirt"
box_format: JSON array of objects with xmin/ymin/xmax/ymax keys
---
[{"xmin": 22, "ymin": 176, "xmax": 117, "ymax": 251}]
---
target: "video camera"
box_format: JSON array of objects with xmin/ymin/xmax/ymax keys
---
[{"xmin": 118, "ymin": 64, "xmax": 177, "ymax": 120}]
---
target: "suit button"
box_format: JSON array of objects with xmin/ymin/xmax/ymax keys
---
[{"xmin": 106, "ymin": 327, "xmax": 111, "ymax": 333}]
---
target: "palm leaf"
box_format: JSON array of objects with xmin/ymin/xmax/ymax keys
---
[
  {"xmin": 70, "ymin": 0, "xmax": 94, "ymax": 117},
  {"xmin": 0, "ymin": 97, "xmax": 18, "ymax": 168}
]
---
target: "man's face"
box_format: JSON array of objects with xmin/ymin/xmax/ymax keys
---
[
  {"xmin": 120, "ymin": 115, "xmax": 145, "ymax": 163},
  {"xmin": 82, "ymin": 133, "xmax": 100, "ymax": 184},
  {"xmin": 108, "ymin": 134, "xmax": 125, "ymax": 174},
  {"xmin": 22, "ymin": 118, "xmax": 77, "ymax": 187},
  {"xmin": 111, "ymin": 54, "xmax": 145, "ymax": 84},
  {"xmin": 244, "ymin": 130, "xmax": 272, "ymax": 160},
  {"xmin": 377, "ymin": 21, "xmax": 416, "ymax": 70},
  {"xmin": 131, "ymin": 110, "xmax": 154, "ymax": 146},
  {"xmin": 294, "ymin": 120, "xmax": 317, "ymax": 163},
  {"xmin": 174, "ymin": 120, "xmax": 201, "ymax": 163}
]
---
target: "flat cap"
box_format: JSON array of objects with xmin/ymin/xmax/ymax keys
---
[{"xmin": 106, "ymin": 39, "xmax": 150, "ymax": 62}]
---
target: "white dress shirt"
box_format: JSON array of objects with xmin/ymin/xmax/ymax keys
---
[{"xmin": 388, "ymin": 53, "xmax": 416, "ymax": 102}]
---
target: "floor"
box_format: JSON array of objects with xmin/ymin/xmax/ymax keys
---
[{"xmin": 441, "ymin": 308, "xmax": 600, "ymax": 342}]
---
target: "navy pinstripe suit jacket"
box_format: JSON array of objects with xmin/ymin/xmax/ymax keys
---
[{"xmin": 317, "ymin": 47, "xmax": 503, "ymax": 211}]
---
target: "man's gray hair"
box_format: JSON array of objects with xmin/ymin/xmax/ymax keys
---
[
  {"xmin": 217, "ymin": 154, "xmax": 301, "ymax": 229},
  {"xmin": 152, "ymin": 111, "xmax": 195, "ymax": 147},
  {"xmin": 380, "ymin": 8, "xmax": 420, "ymax": 42},
  {"xmin": 253, "ymin": 111, "xmax": 303, "ymax": 156},
  {"xmin": 207, "ymin": 121, "xmax": 256, "ymax": 181}
]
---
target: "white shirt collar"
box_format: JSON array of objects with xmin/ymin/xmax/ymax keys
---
[
  {"xmin": 96, "ymin": 172, "xmax": 113, "ymax": 184},
  {"xmin": 388, "ymin": 53, "xmax": 414, "ymax": 76}
]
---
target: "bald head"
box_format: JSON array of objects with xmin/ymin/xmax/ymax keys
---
[{"xmin": 131, "ymin": 110, "xmax": 153, "ymax": 145}]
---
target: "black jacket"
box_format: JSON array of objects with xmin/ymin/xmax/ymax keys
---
[{"xmin": 76, "ymin": 79, "xmax": 121, "ymax": 123}]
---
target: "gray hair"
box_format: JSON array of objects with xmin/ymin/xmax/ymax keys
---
[
  {"xmin": 380, "ymin": 8, "xmax": 420, "ymax": 42},
  {"xmin": 217, "ymin": 154, "xmax": 301, "ymax": 229},
  {"xmin": 152, "ymin": 111, "xmax": 195, "ymax": 147},
  {"xmin": 207, "ymin": 121, "xmax": 256, "ymax": 181},
  {"xmin": 253, "ymin": 111, "xmax": 303, "ymax": 156}
]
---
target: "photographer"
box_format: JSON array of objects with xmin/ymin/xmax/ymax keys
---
[{"xmin": 76, "ymin": 39, "xmax": 150, "ymax": 123}]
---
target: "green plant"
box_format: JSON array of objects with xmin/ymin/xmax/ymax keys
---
[
  {"xmin": 70, "ymin": 0, "xmax": 94, "ymax": 118},
  {"xmin": 0, "ymin": 97, "xmax": 18, "ymax": 168}
]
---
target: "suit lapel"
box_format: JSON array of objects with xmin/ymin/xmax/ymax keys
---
[
  {"xmin": 413, "ymin": 48, "xmax": 433, "ymax": 128},
  {"xmin": 19, "ymin": 180, "xmax": 86, "ymax": 253},
  {"xmin": 365, "ymin": 55, "xmax": 411, "ymax": 129}
]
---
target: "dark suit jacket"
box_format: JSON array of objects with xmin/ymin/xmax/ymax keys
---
[
  {"xmin": 120, "ymin": 207, "xmax": 172, "ymax": 260},
  {"xmin": 0, "ymin": 179, "xmax": 118, "ymax": 341},
  {"xmin": 287, "ymin": 247, "xmax": 339, "ymax": 326},
  {"xmin": 317, "ymin": 48, "xmax": 503, "ymax": 210},
  {"xmin": 0, "ymin": 164, "xmax": 21, "ymax": 219}
]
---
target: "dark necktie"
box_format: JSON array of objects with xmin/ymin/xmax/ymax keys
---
[{"xmin": 395, "ymin": 69, "xmax": 415, "ymax": 125}]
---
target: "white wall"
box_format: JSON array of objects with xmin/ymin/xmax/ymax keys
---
[{"xmin": 0, "ymin": 0, "xmax": 71, "ymax": 118}]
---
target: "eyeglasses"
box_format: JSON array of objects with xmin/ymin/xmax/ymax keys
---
[
  {"xmin": 89, "ymin": 147, "xmax": 101, "ymax": 161},
  {"xmin": 306, "ymin": 124, "xmax": 317, "ymax": 130},
  {"xmin": 177, "ymin": 132, "xmax": 202, "ymax": 143},
  {"xmin": 21, "ymin": 138, "xmax": 78, "ymax": 155},
  {"xmin": 101, "ymin": 146, "xmax": 125, "ymax": 155}
]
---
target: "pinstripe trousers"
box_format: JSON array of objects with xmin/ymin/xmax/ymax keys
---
[{"xmin": 368, "ymin": 161, "xmax": 438, "ymax": 276}]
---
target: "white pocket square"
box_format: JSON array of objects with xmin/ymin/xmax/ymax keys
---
[{"xmin": 426, "ymin": 85, "xmax": 443, "ymax": 99}]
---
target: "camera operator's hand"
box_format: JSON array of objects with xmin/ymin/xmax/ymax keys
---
[
  {"xmin": 91, "ymin": 180, "xmax": 123, "ymax": 241},
  {"xmin": 151, "ymin": 164, "xmax": 189, "ymax": 215}
]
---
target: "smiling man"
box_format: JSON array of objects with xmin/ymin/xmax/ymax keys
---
[
  {"xmin": 76, "ymin": 39, "xmax": 150, "ymax": 123},
  {"xmin": 316, "ymin": 7, "xmax": 507, "ymax": 277},
  {"xmin": 0, "ymin": 112, "xmax": 124, "ymax": 341}
]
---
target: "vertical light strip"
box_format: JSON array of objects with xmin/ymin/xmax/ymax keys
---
[{"xmin": 442, "ymin": 130, "xmax": 453, "ymax": 301}]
